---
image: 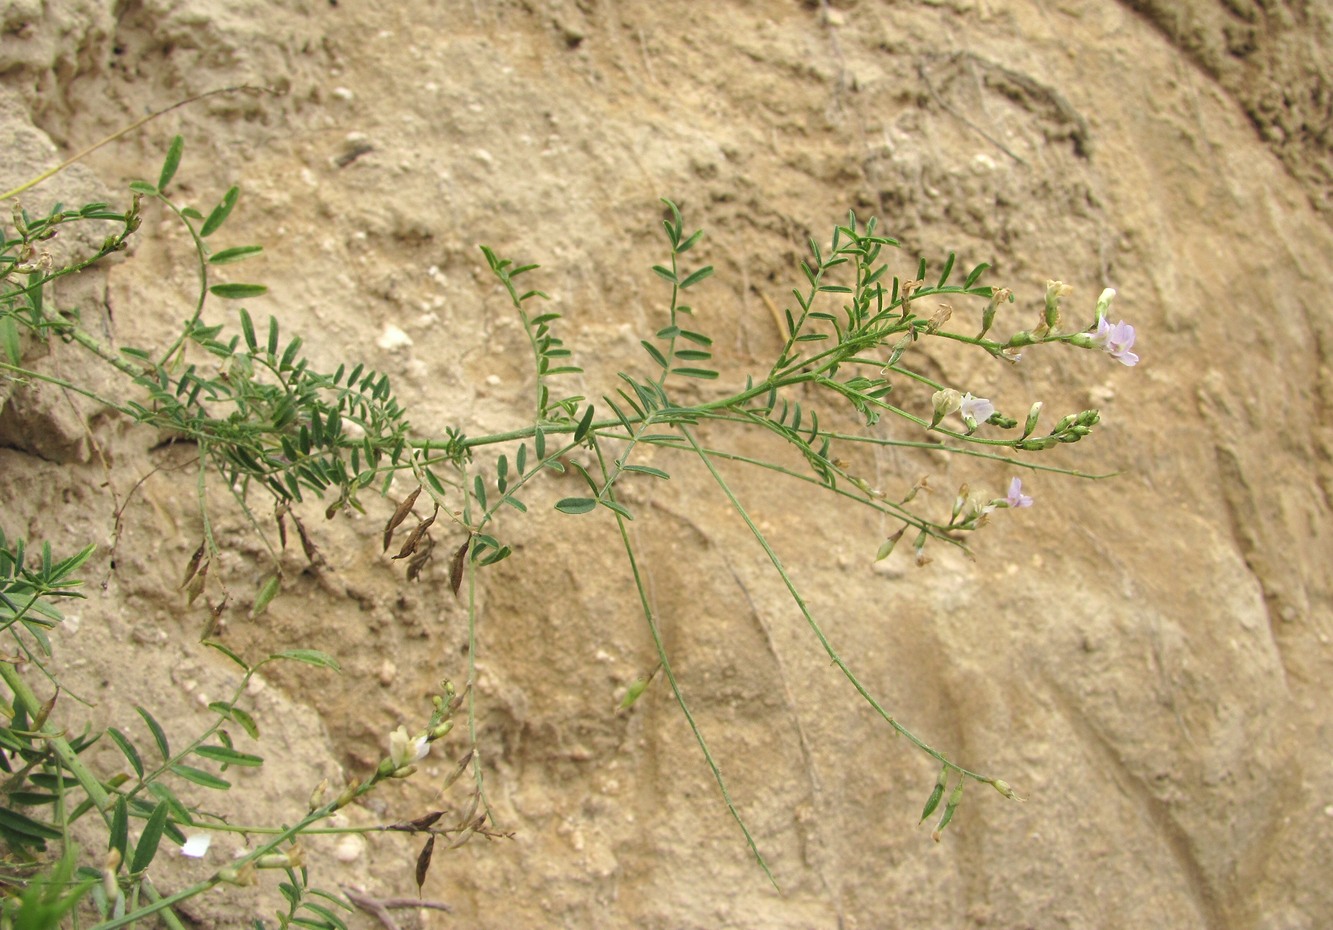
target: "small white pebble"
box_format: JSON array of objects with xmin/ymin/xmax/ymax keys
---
[
  {"xmin": 376, "ymin": 324, "xmax": 413, "ymax": 351},
  {"xmin": 485, "ymin": 374, "xmax": 502, "ymax": 386},
  {"xmin": 331, "ymin": 87, "xmax": 354, "ymax": 101},
  {"xmin": 333, "ymin": 835, "xmax": 365, "ymax": 862}
]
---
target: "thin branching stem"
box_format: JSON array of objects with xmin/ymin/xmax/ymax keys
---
[
  {"xmin": 678, "ymin": 425, "xmax": 996, "ymax": 785},
  {"xmin": 590, "ymin": 438, "xmax": 778, "ymax": 888}
]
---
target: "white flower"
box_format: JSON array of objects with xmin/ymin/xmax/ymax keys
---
[
  {"xmin": 959, "ymin": 393, "xmax": 995, "ymax": 431},
  {"xmin": 180, "ymin": 833, "xmax": 212, "ymax": 858},
  {"xmin": 959, "ymin": 393, "xmax": 995, "ymax": 423},
  {"xmin": 388, "ymin": 725, "xmax": 429, "ymax": 770}
]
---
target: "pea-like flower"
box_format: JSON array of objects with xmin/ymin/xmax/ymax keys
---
[
  {"xmin": 959, "ymin": 393, "xmax": 995, "ymax": 424},
  {"xmin": 1092, "ymin": 316, "xmax": 1139, "ymax": 367},
  {"xmin": 389, "ymin": 725, "xmax": 430, "ymax": 770},
  {"xmin": 1004, "ymin": 477, "xmax": 1033, "ymax": 508}
]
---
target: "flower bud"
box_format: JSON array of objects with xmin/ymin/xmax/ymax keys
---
[
  {"xmin": 1021, "ymin": 402, "xmax": 1043, "ymax": 440},
  {"xmin": 951, "ymin": 484, "xmax": 970, "ymax": 523},
  {"xmin": 308, "ymin": 778, "xmax": 329, "ymax": 813},
  {"xmin": 1095, "ymin": 287, "xmax": 1116, "ymax": 324},
  {"xmin": 931, "ymin": 389, "xmax": 962, "ymax": 429},
  {"xmin": 1006, "ymin": 331, "xmax": 1035, "ymax": 348},
  {"xmin": 978, "ymin": 287, "xmax": 1012, "ymax": 338},
  {"xmin": 1044, "ymin": 280, "xmax": 1072, "ymax": 331}
]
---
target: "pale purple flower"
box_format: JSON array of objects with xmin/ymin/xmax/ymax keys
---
[
  {"xmin": 959, "ymin": 393, "xmax": 995, "ymax": 425},
  {"xmin": 1005, "ymin": 477, "xmax": 1033, "ymax": 508},
  {"xmin": 1093, "ymin": 317, "xmax": 1139, "ymax": 367}
]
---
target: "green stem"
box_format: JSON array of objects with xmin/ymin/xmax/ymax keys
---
[
  {"xmin": 461, "ymin": 467, "xmax": 493, "ymax": 824},
  {"xmin": 590, "ymin": 440, "xmax": 777, "ymax": 888}
]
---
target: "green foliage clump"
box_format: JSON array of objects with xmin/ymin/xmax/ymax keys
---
[{"xmin": 0, "ymin": 135, "xmax": 1135, "ymax": 920}]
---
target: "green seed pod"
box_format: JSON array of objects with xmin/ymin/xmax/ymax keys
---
[
  {"xmin": 931, "ymin": 781, "xmax": 965, "ymax": 842},
  {"xmin": 990, "ymin": 779, "xmax": 1021, "ymax": 801},
  {"xmin": 619, "ymin": 677, "xmax": 650, "ymax": 710},
  {"xmin": 250, "ymin": 573, "xmax": 280, "ymax": 618},
  {"xmin": 875, "ymin": 528, "xmax": 905, "ymax": 562},
  {"xmin": 886, "ymin": 332, "xmax": 914, "ymax": 369},
  {"xmin": 920, "ymin": 766, "xmax": 949, "ymax": 823}
]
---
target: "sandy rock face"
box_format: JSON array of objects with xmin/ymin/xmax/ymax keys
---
[{"xmin": 2, "ymin": 2, "xmax": 1331, "ymax": 928}]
